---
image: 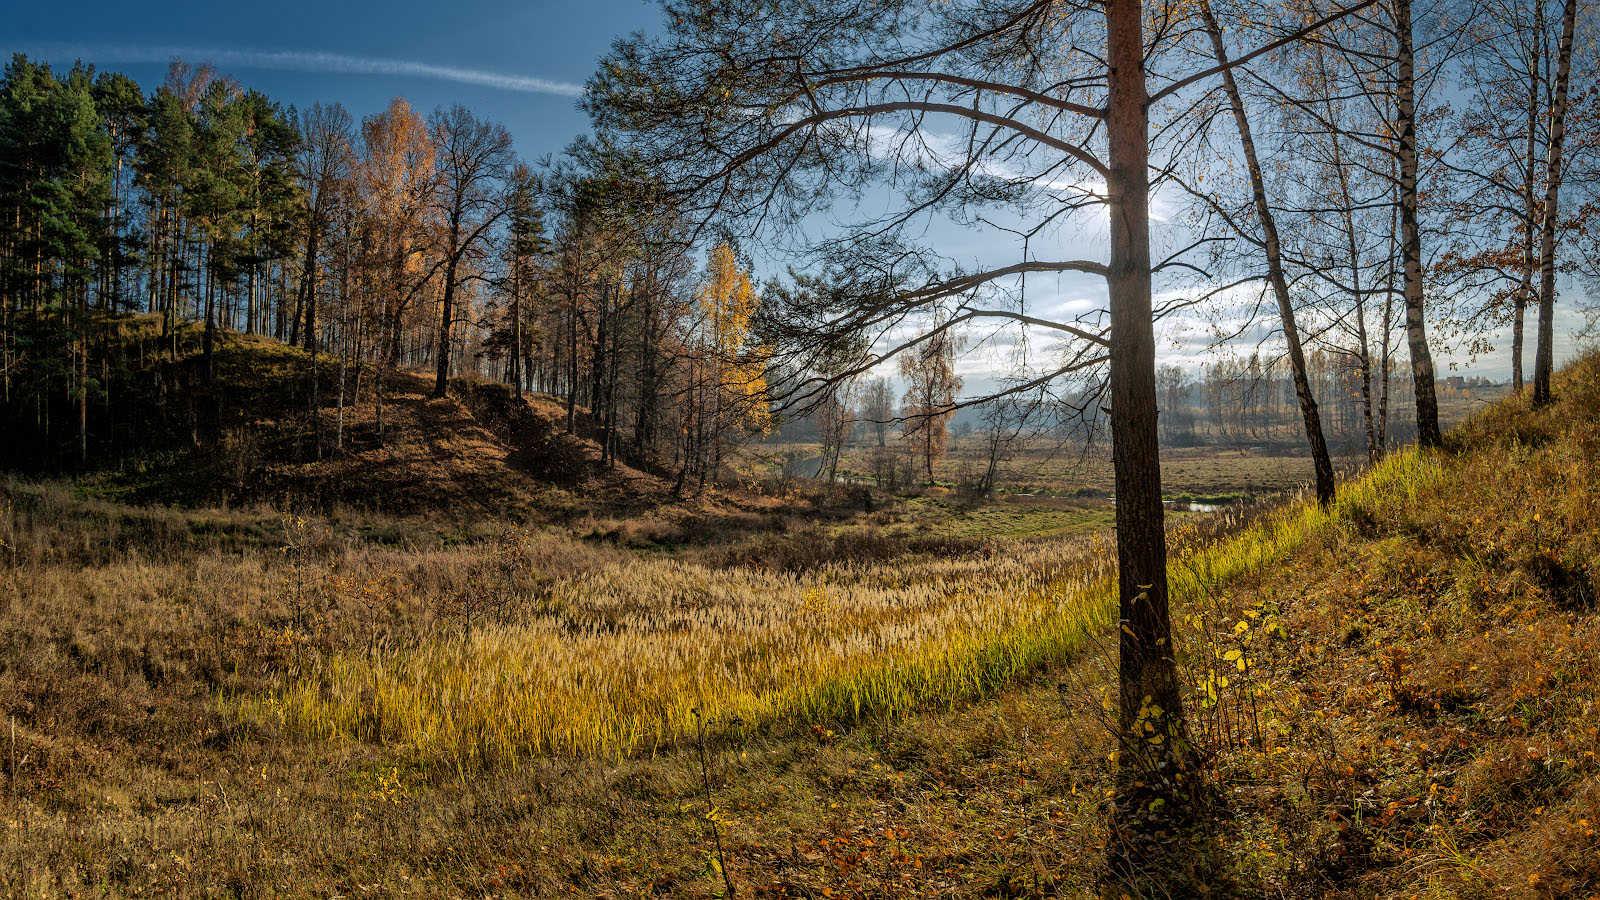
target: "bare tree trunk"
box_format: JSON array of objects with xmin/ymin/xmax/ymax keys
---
[
  {"xmin": 1107, "ymin": 0, "xmax": 1187, "ymax": 831},
  {"xmin": 310, "ymin": 341, "xmax": 321, "ymax": 460},
  {"xmin": 1396, "ymin": 0, "xmax": 1442, "ymax": 447},
  {"xmin": 1514, "ymin": 21, "xmax": 1540, "ymax": 393},
  {"xmin": 165, "ymin": 222, "xmax": 180, "ymax": 363},
  {"xmin": 301, "ymin": 231, "xmax": 320, "ymax": 355},
  {"xmin": 1347, "ymin": 224, "xmax": 1378, "ymax": 463},
  {"xmin": 635, "ymin": 276, "xmax": 659, "ymax": 455},
  {"xmin": 337, "ymin": 350, "xmax": 346, "ymax": 453},
  {"xmin": 1202, "ymin": 0, "xmax": 1336, "ymax": 503},
  {"xmin": 1533, "ymin": 0, "xmax": 1577, "ymax": 408},
  {"xmin": 77, "ymin": 312, "xmax": 87, "ymax": 466},
  {"xmin": 432, "ymin": 252, "xmax": 458, "ymax": 399},
  {"xmin": 109, "ymin": 155, "xmax": 124, "ymax": 314},
  {"xmin": 1379, "ymin": 202, "xmax": 1398, "ymax": 452},
  {"xmin": 565, "ymin": 284, "xmax": 579, "ymax": 433},
  {"xmin": 290, "ymin": 231, "xmax": 312, "ymax": 349},
  {"xmin": 1512, "ymin": 286, "xmax": 1528, "ymax": 391},
  {"xmin": 510, "ymin": 266, "xmax": 523, "ymax": 398},
  {"xmin": 1326, "ymin": 113, "xmax": 1379, "ymax": 463},
  {"xmin": 375, "ymin": 354, "xmax": 387, "ymax": 446},
  {"xmin": 203, "ymin": 245, "xmax": 216, "ymax": 384}
]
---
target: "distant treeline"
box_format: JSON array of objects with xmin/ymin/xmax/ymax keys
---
[{"xmin": 1155, "ymin": 353, "xmax": 1461, "ymax": 453}]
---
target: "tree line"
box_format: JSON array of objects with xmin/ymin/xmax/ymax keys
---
[{"xmin": 0, "ymin": 54, "xmax": 771, "ymax": 488}]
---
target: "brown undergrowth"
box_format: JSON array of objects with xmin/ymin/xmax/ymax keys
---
[
  {"xmin": 1173, "ymin": 353, "xmax": 1600, "ymax": 899},
  {"xmin": 1, "ymin": 354, "xmax": 1597, "ymax": 898}
]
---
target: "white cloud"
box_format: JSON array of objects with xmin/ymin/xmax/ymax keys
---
[{"xmin": 12, "ymin": 42, "xmax": 586, "ymax": 97}]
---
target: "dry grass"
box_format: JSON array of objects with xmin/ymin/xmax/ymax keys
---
[
  {"xmin": 240, "ymin": 448, "xmax": 1373, "ymax": 768},
  {"xmin": 244, "ymin": 522, "xmax": 1114, "ymax": 767},
  {"xmin": 2, "ymin": 354, "xmax": 1597, "ymax": 898},
  {"xmin": 1158, "ymin": 354, "xmax": 1600, "ymax": 898},
  {"xmin": 0, "ymin": 472, "xmax": 1135, "ymax": 897}
]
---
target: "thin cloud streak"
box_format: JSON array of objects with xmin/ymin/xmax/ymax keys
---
[{"xmin": 12, "ymin": 42, "xmax": 586, "ymax": 97}]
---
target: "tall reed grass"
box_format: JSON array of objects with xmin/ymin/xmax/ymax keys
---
[
  {"xmin": 246, "ymin": 448, "xmax": 1447, "ymax": 770},
  {"xmin": 249, "ymin": 537, "xmax": 1112, "ymax": 768}
]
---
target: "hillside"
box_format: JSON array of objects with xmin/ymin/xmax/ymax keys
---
[
  {"xmin": 1, "ymin": 322, "xmax": 695, "ymax": 520},
  {"xmin": 0, "ymin": 353, "xmax": 1596, "ymax": 899}
]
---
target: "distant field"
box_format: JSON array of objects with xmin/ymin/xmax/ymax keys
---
[
  {"xmin": 814, "ymin": 441, "xmax": 1362, "ymax": 500},
  {"xmin": 757, "ymin": 385, "xmax": 1505, "ymax": 502},
  {"xmin": 770, "ymin": 388, "xmax": 1506, "ymax": 501},
  {"xmin": 880, "ymin": 494, "xmax": 1119, "ymax": 539},
  {"xmin": 936, "ymin": 444, "xmax": 1361, "ymax": 498}
]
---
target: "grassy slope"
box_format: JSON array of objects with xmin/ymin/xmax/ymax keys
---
[
  {"xmin": 0, "ymin": 355, "xmax": 1596, "ymax": 898},
  {"xmin": 26, "ymin": 325, "xmax": 684, "ymax": 521}
]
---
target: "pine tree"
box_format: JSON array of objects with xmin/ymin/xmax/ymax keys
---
[{"xmin": 500, "ymin": 162, "xmax": 546, "ymax": 398}]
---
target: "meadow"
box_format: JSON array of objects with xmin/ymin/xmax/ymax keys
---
[
  {"xmin": 2, "ymin": 358, "xmax": 1597, "ymax": 898},
  {"xmin": 241, "ymin": 445, "xmax": 1412, "ymax": 769},
  {"xmin": 249, "ymin": 522, "xmax": 1113, "ymax": 767}
]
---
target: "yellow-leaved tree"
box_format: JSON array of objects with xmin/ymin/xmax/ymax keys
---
[
  {"xmin": 356, "ymin": 97, "xmax": 437, "ymax": 443},
  {"xmin": 898, "ymin": 326, "xmax": 962, "ymax": 486},
  {"xmin": 679, "ymin": 242, "xmax": 770, "ymax": 493}
]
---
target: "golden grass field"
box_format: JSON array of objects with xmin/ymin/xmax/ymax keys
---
[
  {"xmin": 2, "ymin": 357, "xmax": 1597, "ymax": 898},
  {"xmin": 248, "ymin": 526, "xmax": 1112, "ymax": 766},
  {"xmin": 232, "ymin": 445, "xmax": 1442, "ymax": 771}
]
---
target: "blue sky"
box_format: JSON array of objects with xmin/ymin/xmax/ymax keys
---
[
  {"xmin": 6, "ymin": 0, "xmax": 659, "ymax": 163},
  {"xmin": 6, "ymin": 1, "xmax": 1586, "ymax": 381}
]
